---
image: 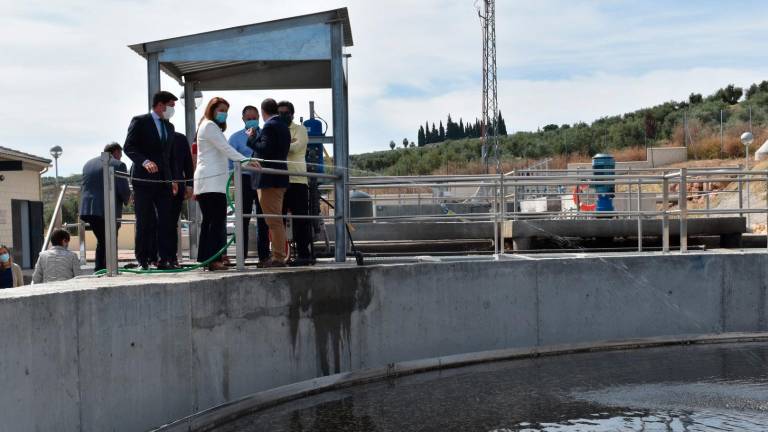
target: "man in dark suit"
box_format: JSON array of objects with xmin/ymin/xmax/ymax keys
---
[
  {"xmin": 247, "ymin": 98, "xmax": 291, "ymax": 267},
  {"xmin": 124, "ymin": 91, "xmax": 179, "ymax": 270},
  {"xmin": 169, "ymin": 131, "xmax": 194, "ymax": 267},
  {"xmin": 79, "ymin": 143, "xmax": 131, "ymax": 271}
]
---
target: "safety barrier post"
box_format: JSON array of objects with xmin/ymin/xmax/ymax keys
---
[
  {"xmin": 738, "ymin": 164, "xmax": 743, "ymax": 218},
  {"xmin": 705, "ymin": 181, "xmax": 710, "ymax": 218},
  {"xmin": 78, "ymin": 221, "xmax": 87, "ymax": 266},
  {"xmin": 493, "ymin": 180, "xmax": 500, "ymax": 258},
  {"xmin": 636, "ymin": 178, "xmax": 643, "ymax": 252},
  {"xmin": 234, "ymin": 163, "xmax": 245, "ymax": 271},
  {"xmin": 511, "ymin": 169, "xmax": 518, "ymax": 220},
  {"xmin": 101, "ymin": 152, "xmax": 118, "ymax": 276},
  {"xmin": 662, "ymin": 174, "xmax": 670, "ymax": 253},
  {"xmin": 500, "ymin": 170, "xmax": 506, "ymax": 256},
  {"xmin": 679, "ymin": 168, "xmax": 688, "ymax": 253}
]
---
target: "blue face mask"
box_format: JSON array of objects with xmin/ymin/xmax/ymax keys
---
[
  {"xmin": 244, "ymin": 119, "xmax": 260, "ymax": 130},
  {"xmin": 0, "ymin": 253, "xmax": 9, "ymax": 263},
  {"xmin": 215, "ymin": 112, "xmax": 228, "ymax": 123}
]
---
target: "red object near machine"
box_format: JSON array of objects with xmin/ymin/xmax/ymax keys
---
[{"xmin": 573, "ymin": 184, "xmax": 596, "ymax": 212}]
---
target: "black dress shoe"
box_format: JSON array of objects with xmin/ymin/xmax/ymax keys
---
[
  {"xmin": 155, "ymin": 261, "xmax": 174, "ymax": 270},
  {"xmin": 140, "ymin": 262, "xmax": 149, "ymax": 271},
  {"xmin": 287, "ymin": 257, "xmax": 315, "ymax": 267}
]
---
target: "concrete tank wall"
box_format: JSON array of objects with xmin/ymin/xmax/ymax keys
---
[{"xmin": 1, "ymin": 252, "xmax": 767, "ymax": 431}]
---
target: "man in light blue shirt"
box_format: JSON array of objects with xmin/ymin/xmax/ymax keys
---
[{"xmin": 228, "ymin": 105, "xmax": 268, "ymax": 260}]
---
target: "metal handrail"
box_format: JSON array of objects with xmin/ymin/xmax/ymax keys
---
[
  {"xmin": 58, "ymin": 157, "xmax": 768, "ymax": 274},
  {"xmin": 41, "ymin": 184, "xmax": 68, "ymax": 254}
]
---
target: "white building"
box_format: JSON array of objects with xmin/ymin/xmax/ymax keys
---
[{"xmin": 0, "ymin": 146, "xmax": 51, "ymax": 269}]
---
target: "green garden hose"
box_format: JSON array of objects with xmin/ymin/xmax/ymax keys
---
[{"xmin": 94, "ymin": 168, "xmax": 242, "ymax": 276}]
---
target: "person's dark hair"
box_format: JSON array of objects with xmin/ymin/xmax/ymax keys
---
[
  {"xmin": 51, "ymin": 229, "xmax": 70, "ymax": 246},
  {"xmin": 152, "ymin": 91, "xmax": 178, "ymax": 108},
  {"xmin": 200, "ymin": 97, "xmax": 231, "ymax": 132},
  {"xmin": 103, "ymin": 142, "xmax": 122, "ymax": 154},
  {"xmin": 0, "ymin": 244, "xmax": 9, "ymax": 254},
  {"xmin": 277, "ymin": 101, "xmax": 295, "ymax": 115},
  {"xmin": 261, "ymin": 98, "xmax": 278, "ymax": 116},
  {"xmin": 242, "ymin": 105, "xmax": 259, "ymax": 116}
]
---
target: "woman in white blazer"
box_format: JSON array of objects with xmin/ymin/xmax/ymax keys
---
[{"xmin": 194, "ymin": 97, "xmax": 259, "ymax": 270}]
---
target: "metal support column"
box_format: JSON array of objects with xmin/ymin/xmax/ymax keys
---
[
  {"xmin": 184, "ymin": 79, "xmax": 199, "ymax": 260},
  {"xmin": 679, "ymin": 168, "xmax": 688, "ymax": 253},
  {"xmin": 662, "ymin": 175, "xmax": 670, "ymax": 253},
  {"xmin": 636, "ymin": 179, "xmax": 643, "ymax": 252},
  {"xmin": 330, "ymin": 21, "xmax": 348, "ymax": 262},
  {"xmin": 493, "ymin": 181, "xmax": 500, "ymax": 258},
  {"xmin": 738, "ymin": 164, "xmax": 743, "ymax": 218},
  {"xmin": 147, "ymin": 52, "xmax": 161, "ymax": 110},
  {"xmin": 78, "ymin": 221, "xmax": 87, "ymax": 266},
  {"xmin": 234, "ymin": 163, "xmax": 246, "ymax": 271},
  {"xmin": 101, "ymin": 153, "xmax": 118, "ymax": 276},
  {"xmin": 500, "ymin": 170, "xmax": 506, "ymax": 256},
  {"xmin": 344, "ymin": 74, "xmax": 351, "ymax": 254},
  {"xmin": 705, "ymin": 181, "xmax": 710, "ymax": 217},
  {"xmin": 511, "ymin": 169, "xmax": 518, "ymax": 218}
]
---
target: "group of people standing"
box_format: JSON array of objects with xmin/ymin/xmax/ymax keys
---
[
  {"xmin": 1, "ymin": 90, "xmax": 314, "ymax": 288},
  {"xmin": 116, "ymin": 91, "xmax": 313, "ymax": 271}
]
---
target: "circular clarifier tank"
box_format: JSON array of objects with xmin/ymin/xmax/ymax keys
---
[{"xmin": 206, "ymin": 341, "xmax": 768, "ymax": 432}]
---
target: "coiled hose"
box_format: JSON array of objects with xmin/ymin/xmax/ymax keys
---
[{"xmin": 94, "ymin": 170, "xmax": 239, "ymax": 275}]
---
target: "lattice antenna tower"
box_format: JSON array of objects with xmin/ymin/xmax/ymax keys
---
[{"xmin": 477, "ymin": 0, "xmax": 499, "ymax": 173}]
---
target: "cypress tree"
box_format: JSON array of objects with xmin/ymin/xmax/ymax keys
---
[
  {"xmin": 431, "ymin": 123, "xmax": 438, "ymax": 142},
  {"xmin": 498, "ymin": 111, "xmax": 508, "ymax": 135},
  {"xmin": 439, "ymin": 121, "xmax": 445, "ymax": 142},
  {"xmin": 417, "ymin": 126, "xmax": 426, "ymax": 146}
]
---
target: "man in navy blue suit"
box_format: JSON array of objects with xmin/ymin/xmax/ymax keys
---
[
  {"xmin": 123, "ymin": 91, "xmax": 179, "ymax": 270},
  {"xmin": 169, "ymin": 131, "xmax": 194, "ymax": 267},
  {"xmin": 247, "ymin": 98, "xmax": 291, "ymax": 267},
  {"xmin": 79, "ymin": 143, "xmax": 131, "ymax": 271}
]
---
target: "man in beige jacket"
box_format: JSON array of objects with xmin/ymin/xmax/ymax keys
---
[{"xmin": 277, "ymin": 101, "xmax": 313, "ymax": 265}]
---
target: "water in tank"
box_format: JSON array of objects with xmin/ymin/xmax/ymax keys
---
[{"xmin": 211, "ymin": 341, "xmax": 768, "ymax": 431}]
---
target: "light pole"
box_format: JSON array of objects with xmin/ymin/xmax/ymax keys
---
[
  {"xmin": 49, "ymin": 145, "xmax": 63, "ymax": 188},
  {"xmin": 741, "ymin": 132, "xmax": 754, "ymax": 228}
]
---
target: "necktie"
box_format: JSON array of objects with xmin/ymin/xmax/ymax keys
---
[{"xmin": 159, "ymin": 120, "xmax": 166, "ymax": 142}]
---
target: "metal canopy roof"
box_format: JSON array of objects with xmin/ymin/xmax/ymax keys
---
[{"xmin": 128, "ymin": 8, "xmax": 352, "ymax": 90}]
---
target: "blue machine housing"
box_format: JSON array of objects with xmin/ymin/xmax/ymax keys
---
[
  {"xmin": 304, "ymin": 118, "xmax": 325, "ymax": 175},
  {"xmin": 592, "ymin": 153, "xmax": 615, "ymax": 212},
  {"xmin": 304, "ymin": 118, "xmax": 324, "ymax": 137}
]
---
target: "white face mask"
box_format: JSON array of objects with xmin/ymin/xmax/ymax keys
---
[{"xmin": 163, "ymin": 105, "xmax": 175, "ymax": 120}]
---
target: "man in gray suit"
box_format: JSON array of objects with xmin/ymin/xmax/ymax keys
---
[{"xmin": 79, "ymin": 143, "xmax": 131, "ymax": 271}]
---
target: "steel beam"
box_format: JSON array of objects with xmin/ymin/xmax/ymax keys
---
[
  {"xmin": 184, "ymin": 80, "xmax": 199, "ymax": 260},
  {"xmin": 330, "ymin": 21, "xmax": 347, "ymax": 262},
  {"xmin": 101, "ymin": 153, "xmax": 117, "ymax": 276},
  {"xmin": 234, "ymin": 163, "xmax": 245, "ymax": 270},
  {"xmin": 147, "ymin": 52, "xmax": 161, "ymax": 110}
]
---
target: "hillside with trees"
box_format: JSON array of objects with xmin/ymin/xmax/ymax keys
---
[{"xmin": 353, "ymin": 81, "xmax": 768, "ymax": 176}]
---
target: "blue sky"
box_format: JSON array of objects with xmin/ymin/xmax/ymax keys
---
[{"xmin": 0, "ymin": 0, "xmax": 767, "ymax": 175}]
